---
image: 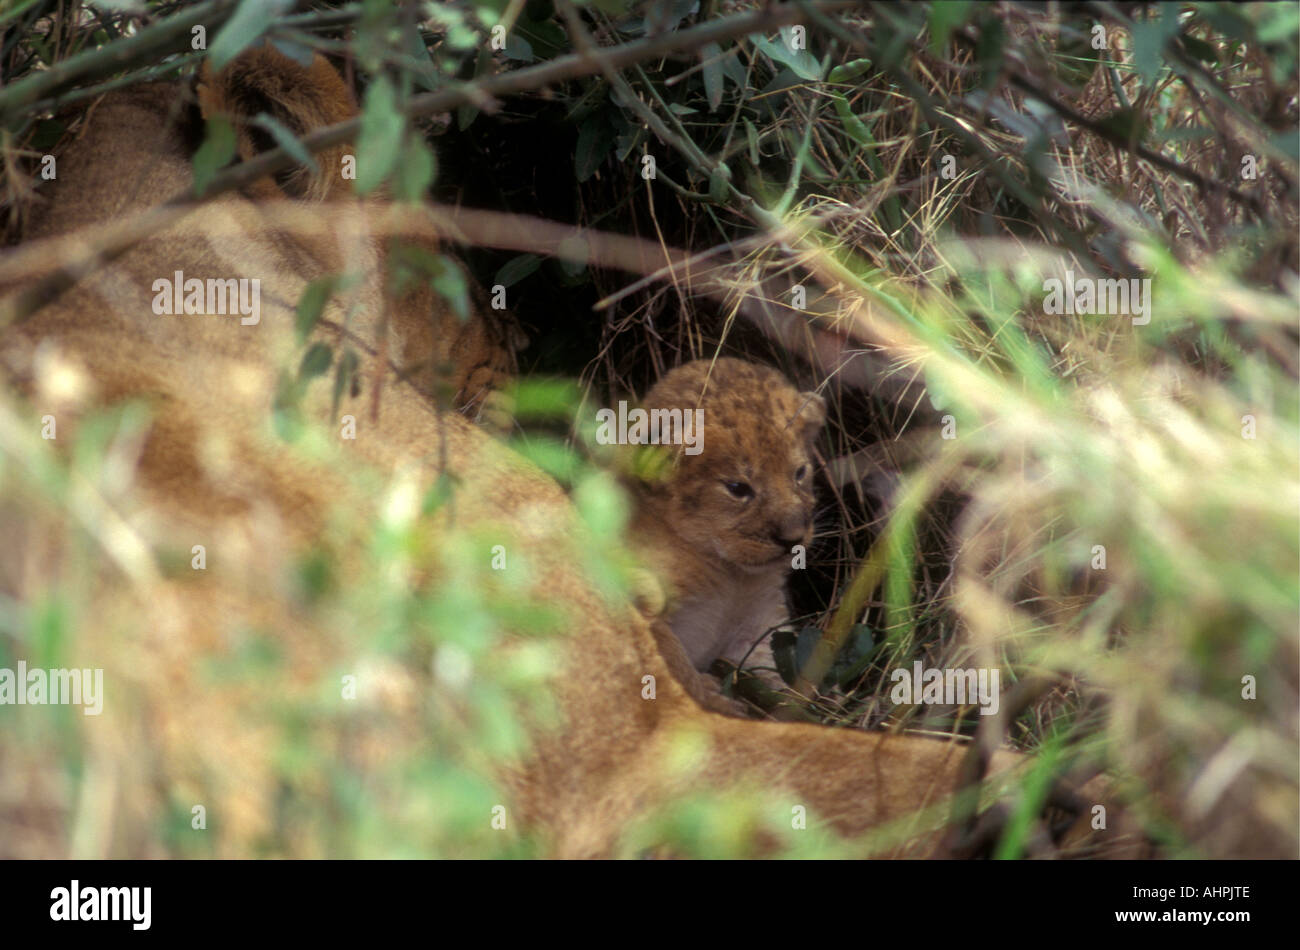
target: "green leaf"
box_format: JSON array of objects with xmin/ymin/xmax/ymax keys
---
[
  {"xmin": 457, "ymin": 48, "xmax": 494, "ymax": 131},
  {"xmin": 769, "ymin": 623, "xmax": 821, "ymax": 686},
  {"xmin": 1257, "ymin": 4, "xmax": 1300, "ymax": 44},
  {"xmin": 1154, "ymin": 125, "xmax": 1213, "ymax": 144},
  {"xmin": 828, "ymin": 58, "xmax": 873, "ymax": 84},
  {"xmin": 1095, "ymin": 106, "xmax": 1148, "ymax": 142},
  {"xmin": 720, "ymin": 53, "xmax": 748, "ymax": 91},
  {"xmin": 192, "ymin": 116, "xmax": 236, "ymax": 197},
  {"xmin": 396, "ymin": 135, "xmax": 437, "ymax": 202},
  {"xmin": 1131, "ymin": 6, "xmax": 1183, "ymax": 86},
  {"xmin": 515, "ymin": 15, "xmax": 569, "ymax": 59},
  {"xmin": 1131, "ymin": 21, "xmax": 1168, "ymax": 85},
  {"xmin": 298, "ymin": 342, "xmax": 333, "ymax": 382},
  {"xmin": 1198, "ymin": 6, "xmax": 1253, "ymax": 42},
  {"xmin": 494, "ymin": 254, "xmax": 541, "ymax": 289},
  {"xmin": 30, "ymin": 118, "xmax": 65, "ymax": 152},
  {"xmin": 771, "ymin": 629, "xmax": 798, "ymax": 684},
  {"xmin": 209, "ymin": 0, "xmax": 293, "ymax": 71},
  {"xmin": 388, "ymin": 242, "xmax": 443, "ymax": 297},
  {"xmin": 506, "ymin": 379, "xmax": 579, "ymax": 420},
  {"xmin": 0, "ymin": 0, "xmax": 44, "ymax": 28},
  {"xmin": 29, "ymin": 595, "xmax": 68, "ymax": 670},
  {"xmin": 272, "ymin": 370, "xmax": 303, "ymax": 442},
  {"xmin": 708, "ymin": 164, "xmax": 731, "ymax": 203},
  {"xmin": 396, "ymin": 19, "xmax": 440, "ymax": 92},
  {"xmin": 626, "ymin": 443, "xmax": 672, "ymax": 485},
  {"xmin": 446, "ymin": 23, "xmax": 479, "ymax": 50},
  {"xmin": 794, "ymin": 625, "xmax": 821, "ymax": 675},
  {"xmin": 432, "ymin": 256, "xmax": 470, "ymax": 322},
  {"xmin": 1178, "ymin": 34, "xmax": 1218, "ymax": 65},
  {"xmin": 504, "ymin": 33, "xmax": 534, "ymax": 62},
  {"xmin": 974, "ymin": 15, "xmax": 1005, "ymax": 90},
  {"xmin": 832, "ymin": 625, "xmax": 878, "ymax": 688},
  {"xmin": 509, "ymin": 436, "xmax": 580, "ymax": 483},
  {"xmin": 615, "ymin": 125, "xmax": 645, "ymax": 162},
  {"xmin": 331, "ymin": 348, "xmax": 360, "ymax": 420},
  {"xmin": 426, "ymin": 3, "xmax": 478, "ymax": 49},
  {"xmin": 700, "ymin": 42, "xmax": 724, "ymax": 112},
  {"xmin": 771, "ymin": 626, "xmax": 824, "ymax": 684},
  {"xmin": 269, "ymin": 37, "xmax": 314, "ymax": 68},
  {"xmin": 294, "ymin": 550, "xmax": 335, "ymax": 605},
  {"xmin": 355, "ymin": 75, "xmax": 404, "ymax": 195},
  {"xmin": 421, "ymin": 471, "xmax": 460, "ymax": 515},
  {"xmin": 575, "ymin": 113, "xmax": 615, "ymax": 182},
  {"xmin": 928, "ymin": 1, "xmax": 972, "ymax": 55},
  {"xmin": 751, "ymin": 32, "xmax": 823, "ymax": 81},
  {"xmin": 573, "ymin": 470, "xmax": 628, "ymax": 540},
  {"xmin": 295, "ymin": 276, "xmax": 340, "ymax": 341},
  {"xmin": 832, "ymin": 91, "xmax": 874, "ymax": 147},
  {"xmin": 1270, "ymin": 130, "xmax": 1300, "ymax": 162},
  {"xmin": 744, "ymin": 118, "xmax": 761, "ymax": 165}
]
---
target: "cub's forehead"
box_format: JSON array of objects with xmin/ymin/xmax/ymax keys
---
[
  {"xmin": 692, "ymin": 399, "xmax": 810, "ymax": 472},
  {"xmin": 697, "ymin": 382, "xmax": 800, "ymax": 421},
  {"xmin": 694, "ymin": 415, "xmax": 804, "ymax": 468},
  {"xmin": 643, "ymin": 359, "xmax": 812, "ymax": 467},
  {"xmin": 649, "ymin": 360, "xmax": 801, "ymax": 418}
]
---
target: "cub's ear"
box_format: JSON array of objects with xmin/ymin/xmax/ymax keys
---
[{"xmin": 796, "ymin": 391, "xmax": 826, "ymax": 440}]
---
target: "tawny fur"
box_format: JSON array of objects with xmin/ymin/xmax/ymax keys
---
[{"xmin": 629, "ymin": 358, "xmax": 823, "ymax": 683}]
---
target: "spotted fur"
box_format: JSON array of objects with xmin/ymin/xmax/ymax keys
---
[{"xmin": 630, "ymin": 357, "xmax": 825, "ymax": 677}]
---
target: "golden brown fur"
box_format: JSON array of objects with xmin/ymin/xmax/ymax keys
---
[
  {"xmin": 628, "ymin": 358, "xmax": 823, "ymax": 684},
  {"xmin": 14, "ymin": 46, "xmax": 517, "ymax": 421},
  {"xmin": 0, "ymin": 48, "xmax": 1134, "ymax": 858}
]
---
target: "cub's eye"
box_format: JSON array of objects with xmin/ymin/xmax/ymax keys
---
[
  {"xmin": 723, "ymin": 480, "xmax": 754, "ymax": 500},
  {"xmin": 794, "ymin": 464, "xmax": 809, "ymax": 482}
]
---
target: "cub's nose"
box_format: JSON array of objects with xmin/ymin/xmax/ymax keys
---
[{"xmin": 771, "ymin": 516, "xmax": 809, "ymax": 548}]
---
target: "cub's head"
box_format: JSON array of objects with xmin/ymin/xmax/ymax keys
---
[{"xmin": 631, "ymin": 357, "xmax": 825, "ymax": 572}]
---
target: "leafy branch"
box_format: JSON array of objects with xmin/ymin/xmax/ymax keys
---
[{"xmin": 0, "ymin": 0, "xmax": 855, "ymax": 328}]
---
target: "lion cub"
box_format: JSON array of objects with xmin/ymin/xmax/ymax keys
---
[{"xmin": 625, "ymin": 358, "xmax": 824, "ymax": 692}]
